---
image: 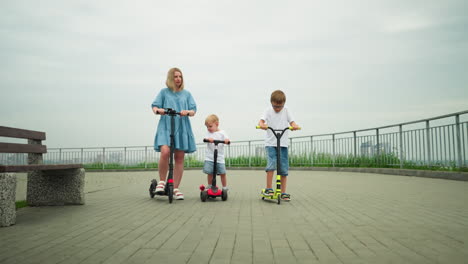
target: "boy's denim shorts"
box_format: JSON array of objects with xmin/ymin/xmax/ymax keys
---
[
  {"xmin": 203, "ymin": 160, "xmax": 227, "ymax": 175},
  {"xmin": 265, "ymin": 146, "xmax": 289, "ymax": 176}
]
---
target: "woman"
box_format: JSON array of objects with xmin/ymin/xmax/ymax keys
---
[{"xmin": 151, "ymin": 67, "xmax": 197, "ymax": 200}]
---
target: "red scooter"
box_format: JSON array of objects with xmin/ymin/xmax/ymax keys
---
[{"xmin": 199, "ymin": 139, "xmax": 230, "ymax": 202}]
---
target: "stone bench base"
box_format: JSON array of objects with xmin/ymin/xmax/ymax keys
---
[
  {"xmin": 27, "ymin": 168, "xmax": 85, "ymax": 206},
  {"xmin": 0, "ymin": 173, "xmax": 16, "ymax": 227}
]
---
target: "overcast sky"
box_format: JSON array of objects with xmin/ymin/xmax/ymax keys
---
[{"xmin": 1, "ymin": 0, "xmax": 467, "ymax": 148}]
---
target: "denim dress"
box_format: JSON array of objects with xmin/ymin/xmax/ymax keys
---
[{"xmin": 151, "ymin": 88, "xmax": 197, "ymax": 153}]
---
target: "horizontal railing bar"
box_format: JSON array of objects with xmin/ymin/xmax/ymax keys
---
[
  {"xmin": 47, "ymin": 111, "xmax": 468, "ymax": 149},
  {"xmin": 290, "ymin": 112, "xmax": 468, "ymax": 139}
]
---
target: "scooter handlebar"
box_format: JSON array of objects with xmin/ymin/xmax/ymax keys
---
[
  {"xmin": 155, "ymin": 108, "xmax": 195, "ymax": 116},
  {"xmin": 155, "ymin": 108, "xmax": 180, "ymax": 115},
  {"xmin": 256, "ymin": 126, "xmax": 301, "ymax": 131},
  {"xmin": 203, "ymin": 139, "xmax": 231, "ymax": 145}
]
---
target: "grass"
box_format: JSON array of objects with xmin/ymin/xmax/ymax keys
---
[
  {"xmin": 82, "ymin": 153, "xmax": 467, "ymax": 172},
  {"xmin": 16, "ymin": 200, "xmax": 28, "ymax": 210}
]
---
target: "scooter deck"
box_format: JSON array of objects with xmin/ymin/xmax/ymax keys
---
[
  {"xmin": 200, "ymin": 184, "xmax": 228, "ymax": 201},
  {"xmin": 260, "ymin": 188, "xmax": 281, "ymax": 199}
]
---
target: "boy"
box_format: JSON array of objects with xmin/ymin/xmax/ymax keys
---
[
  {"xmin": 258, "ymin": 90, "xmax": 300, "ymax": 201},
  {"xmin": 203, "ymin": 114, "xmax": 230, "ymax": 191}
]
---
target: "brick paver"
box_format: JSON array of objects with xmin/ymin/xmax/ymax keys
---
[{"xmin": 1, "ymin": 170, "xmax": 468, "ymax": 263}]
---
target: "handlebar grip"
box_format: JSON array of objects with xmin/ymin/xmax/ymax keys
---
[
  {"xmin": 256, "ymin": 126, "xmax": 268, "ymax": 129},
  {"xmin": 203, "ymin": 139, "xmax": 230, "ymax": 145},
  {"xmin": 155, "ymin": 108, "xmax": 169, "ymax": 115},
  {"xmin": 155, "ymin": 108, "xmax": 184, "ymax": 116}
]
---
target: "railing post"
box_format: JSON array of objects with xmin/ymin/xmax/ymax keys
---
[
  {"xmin": 124, "ymin": 147, "xmax": 127, "ymax": 170},
  {"xmin": 248, "ymin": 141, "xmax": 251, "ymax": 167},
  {"xmin": 456, "ymin": 114, "xmax": 462, "ymax": 169},
  {"xmin": 81, "ymin": 148, "xmax": 84, "ymax": 164},
  {"xmin": 353, "ymin": 131, "xmax": 357, "ymax": 157},
  {"xmin": 310, "ymin": 136, "xmax": 313, "ymax": 167},
  {"xmin": 228, "ymin": 144, "xmax": 231, "ymax": 167},
  {"xmin": 290, "ymin": 138, "xmax": 293, "ymax": 165},
  {"xmin": 59, "ymin": 148, "xmax": 62, "ymax": 164},
  {"xmin": 426, "ymin": 120, "xmax": 432, "ymax": 168},
  {"xmin": 145, "ymin": 146, "xmax": 148, "ymax": 169},
  {"xmin": 102, "ymin": 147, "xmax": 105, "ymax": 170},
  {"xmin": 332, "ymin": 134, "xmax": 335, "ymax": 167},
  {"xmin": 399, "ymin": 125, "xmax": 403, "ymax": 169},
  {"xmin": 376, "ymin": 129, "xmax": 380, "ymax": 166}
]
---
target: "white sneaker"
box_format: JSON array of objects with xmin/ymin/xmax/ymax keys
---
[
  {"xmin": 174, "ymin": 189, "xmax": 184, "ymax": 200},
  {"xmin": 222, "ymin": 186, "xmax": 229, "ymax": 191},
  {"xmin": 155, "ymin": 181, "xmax": 165, "ymax": 194}
]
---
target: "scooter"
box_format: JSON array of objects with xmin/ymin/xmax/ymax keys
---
[
  {"xmin": 257, "ymin": 126, "xmax": 299, "ymax": 204},
  {"xmin": 149, "ymin": 108, "xmax": 183, "ymax": 203},
  {"xmin": 199, "ymin": 139, "xmax": 230, "ymax": 202}
]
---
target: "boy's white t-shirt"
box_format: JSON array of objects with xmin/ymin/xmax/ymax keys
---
[
  {"xmin": 204, "ymin": 130, "xmax": 229, "ymax": 163},
  {"xmin": 261, "ymin": 107, "xmax": 294, "ymax": 147}
]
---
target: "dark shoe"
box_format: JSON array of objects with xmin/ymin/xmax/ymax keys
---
[
  {"xmin": 281, "ymin": 193, "xmax": 291, "ymax": 201},
  {"xmin": 263, "ymin": 188, "xmax": 274, "ymax": 196}
]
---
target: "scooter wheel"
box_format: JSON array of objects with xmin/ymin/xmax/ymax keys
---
[
  {"xmin": 262, "ymin": 197, "xmax": 265, "ymax": 200},
  {"xmin": 149, "ymin": 179, "xmax": 157, "ymax": 198},
  {"xmin": 221, "ymin": 190, "xmax": 228, "ymax": 201},
  {"xmin": 201, "ymin": 191, "xmax": 208, "ymax": 202},
  {"xmin": 277, "ymin": 195, "xmax": 281, "ymax": 205},
  {"xmin": 168, "ymin": 185, "xmax": 174, "ymax": 203}
]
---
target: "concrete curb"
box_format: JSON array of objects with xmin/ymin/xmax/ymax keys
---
[{"xmin": 287, "ymin": 167, "xmax": 468, "ymax": 181}]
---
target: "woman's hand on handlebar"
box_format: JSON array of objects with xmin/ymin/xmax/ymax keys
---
[
  {"xmin": 180, "ymin": 110, "xmax": 195, "ymax": 116},
  {"xmin": 153, "ymin": 107, "xmax": 165, "ymax": 115}
]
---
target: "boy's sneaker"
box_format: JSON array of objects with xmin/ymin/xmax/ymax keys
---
[
  {"xmin": 263, "ymin": 188, "xmax": 274, "ymax": 196},
  {"xmin": 281, "ymin": 193, "xmax": 291, "ymax": 201},
  {"xmin": 155, "ymin": 181, "xmax": 165, "ymax": 194},
  {"xmin": 222, "ymin": 186, "xmax": 229, "ymax": 191}
]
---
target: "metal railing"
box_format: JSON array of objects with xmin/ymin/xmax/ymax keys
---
[{"xmin": 1, "ymin": 110, "xmax": 467, "ymax": 170}]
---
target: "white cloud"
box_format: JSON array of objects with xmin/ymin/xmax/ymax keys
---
[{"xmin": 382, "ymin": 15, "xmax": 434, "ymax": 33}]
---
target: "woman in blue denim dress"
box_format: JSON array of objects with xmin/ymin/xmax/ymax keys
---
[{"xmin": 151, "ymin": 67, "xmax": 197, "ymax": 200}]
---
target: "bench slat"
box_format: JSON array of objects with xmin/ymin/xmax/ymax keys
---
[
  {"xmin": 0, "ymin": 126, "xmax": 46, "ymax": 140},
  {"xmin": 0, "ymin": 164, "xmax": 83, "ymax": 173},
  {"xmin": 0, "ymin": 142, "xmax": 47, "ymax": 154}
]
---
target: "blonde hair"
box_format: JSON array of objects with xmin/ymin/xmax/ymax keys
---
[
  {"xmin": 205, "ymin": 114, "xmax": 219, "ymax": 124},
  {"xmin": 166, "ymin": 67, "xmax": 184, "ymax": 91},
  {"xmin": 270, "ymin": 90, "xmax": 286, "ymax": 104}
]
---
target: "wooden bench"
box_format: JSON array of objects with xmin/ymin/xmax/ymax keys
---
[{"xmin": 0, "ymin": 126, "xmax": 85, "ymax": 226}]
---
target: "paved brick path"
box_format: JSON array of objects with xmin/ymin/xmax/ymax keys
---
[{"xmin": 1, "ymin": 170, "xmax": 468, "ymax": 264}]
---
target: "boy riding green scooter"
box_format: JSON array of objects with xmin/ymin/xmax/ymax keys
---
[{"xmin": 257, "ymin": 90, "xmax": 300, "ymax": 203}]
